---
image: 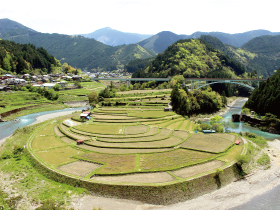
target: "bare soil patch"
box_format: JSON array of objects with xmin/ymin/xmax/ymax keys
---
[
  {"xmin": 58, "ymin": 161, "xmax": 101, "ymax": 177},
  {"xmin": 92, "ymin": 172, "xmax": 175, "ymax": 183},
  {"xmin": 171, "ymin": 160, "xmax": 225, "ymax": 178}
]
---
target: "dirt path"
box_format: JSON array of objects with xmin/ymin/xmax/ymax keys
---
[{"xmin": 70, "ymin": 139, "xmax": 280, "ymax": 210}]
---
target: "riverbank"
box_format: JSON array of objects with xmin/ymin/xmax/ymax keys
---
[{"xmin": 191, "ymin": 97, "xmax": 245, "ymax": 122}]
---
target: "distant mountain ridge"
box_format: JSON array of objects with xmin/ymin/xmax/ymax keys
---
[
  {"xmin": 137, "ymin": 30, "xmax": 280, "ymax": 54},
  {"xmin": 0, "ymin": 19, "xmax": 156, "ymax": 71},
  {"xmin": 80, "ymin": 27, "xmax": 152, "ymax": 46}
]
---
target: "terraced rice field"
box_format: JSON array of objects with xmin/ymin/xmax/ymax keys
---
[{"xmin": 29, "ymin": 105, "xmax": 243, "ymax": 185}]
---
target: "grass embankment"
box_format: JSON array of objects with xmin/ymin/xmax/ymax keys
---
[{"xmin": 0, "ymin": 123, "xmax": 87, "ymax": 209}]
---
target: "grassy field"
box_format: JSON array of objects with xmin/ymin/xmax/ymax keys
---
[
  {"xmin": 75, "ymin": 123, "xmax": 123, "ymax": 135},
  {"xmin": 139, "ymin": 149, "xmax": 217, "ymax": 172},
  {"xmin": 77, "ymin": 152, "xmax": 137, "ymax": 175},
  {"xmin": 179, "ymin": 133, "xmax": 234, "ymax": 153},
  {"xmin": 128, "ymin": 110, "xmax": 175, "ymax": 118},
  {"xmin": 36, "ymin": 146, "xmax": 85, "ymax": 166}
]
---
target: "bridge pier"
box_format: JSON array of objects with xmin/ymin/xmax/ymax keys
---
[{"xmin": 126, "ymin": 80, "xmax": 130, "ymax": 87}]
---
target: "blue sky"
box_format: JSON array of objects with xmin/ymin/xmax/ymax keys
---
[{"xmin": 1, "ymin": 0, "xmax": 279, "ymax": 35}]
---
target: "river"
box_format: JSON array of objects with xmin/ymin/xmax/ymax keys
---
[
  {"xmin": 0, "ymin": 106, "xmax": 87, "ymax": 141},
  {"xmin": 223, "ymin": 98, "xmax": 280, "ymax": 140}
]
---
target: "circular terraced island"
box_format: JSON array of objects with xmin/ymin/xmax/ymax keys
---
[{"xmin": 27, "ymin": 106, "xmax": 245, "ymax": 204}]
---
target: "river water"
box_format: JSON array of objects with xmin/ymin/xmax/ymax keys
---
[
  {"xmin": 0, "ymin": 106, "xmax": 87, "ymax": 140},
  {"xmin": 222, "ymin": 98, "xmax": 280, "ymax": 140}
]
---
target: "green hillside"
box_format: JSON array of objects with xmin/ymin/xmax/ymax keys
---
[
  {"xmin": 133, "ymin": 38, "xmax": 245, "ymax": 79},
  {"xmin": 245, "ymin": 68, "xmax": 280, "ymax": 117},
  {"xmin": 0, "ymin": 40, "xmax": 60, "ymax": 75},
  {"xmin": 200, "ymin": 35, "xmax": 280, "ymax": 78},
  {"xmin": 0, "ymin": 19, "xmax": 156, "ymax": 71}
]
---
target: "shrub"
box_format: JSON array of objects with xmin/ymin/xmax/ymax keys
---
[
  {"xmin": 236, "ymin": 154, "xmax": 249, "ymax": 164},
  {"xmin": 200, "ymin": 123, "xmax": 211, "ymax": 130},
  {"xmin": 242, "ymin": 108, "xmax": 250, "ymax": 115},
  {"xmin": 257, "ymin": 153, "xmax": 270, "ymax": 167},
  {"xmin": 211, "ymin": 123, "xmax": 224, "ymax": 133},
  {"xmin": 244, "ymin": 132, "xmax": 257, "ymax": 138}
]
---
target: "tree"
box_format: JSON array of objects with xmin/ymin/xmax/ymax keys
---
[
  {"xmin": 170, "ymin": 84, "xmax": 181, "ymax": 112},
  {"xmin": 2, "ymin": 55, "xmax": 11, "ymax": 71},
  {"xmin": 221, "ymin": 90, "xmax": 227, "ymax": 106},
  {"xmin": 210, "ymin": 116, "xmax": 223, "ymax": 125},
  {"xmin": 88, "ymin": 91, "xmax": 98, "ymax": 105},
  {"xmin": 53, "ymin": 84, "xmax": 60, "ymax": 91}
]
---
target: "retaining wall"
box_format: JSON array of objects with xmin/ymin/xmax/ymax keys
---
[{"xmin": 26, "ymin": 150, "xmax": 241, "ymax": 205}]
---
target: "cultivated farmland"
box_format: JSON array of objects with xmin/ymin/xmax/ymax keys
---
[{"xmin": 27, "ymin": 100, "xmax": 245, "ymax": 204}]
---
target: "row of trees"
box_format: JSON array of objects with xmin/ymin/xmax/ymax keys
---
[{"xmin": 21, "ymin": 84, "xmax": 59, "ymax": 100}]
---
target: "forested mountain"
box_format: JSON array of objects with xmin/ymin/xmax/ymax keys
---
[
  {"xmin": 124, "ymin": 57, "xmax": 155, "ymax": 73},
  {"xmin": 133, "ymin": 38, "xmax": 252, "ymax": 96},
  {"xmin": 0, "ymin": 40, "xmax": 60, "ymax": 75},
  {"xmin": 137, "ymin": 31, "xmax": 188, "ymax": 54},
  {"xmin": 200, "ymin": 35, "xmax": 280, "ymax": 78},
  {"xmin": 133, "ymin": 38, "xmax": 245, "ymax": 79},
  {"xmin": 137, "ymin": 30, "xmax": 280, "ymax": 54},
  {"xmin": 0, "ymin": 19, "xmax": 155, "ymax": 71},
  {"xmin": 245, "ymin": 68, "xmax": 280, "ymax": 118},
  {"xmin": 81, "ymin": 27, "xmax": 152, "ymax": 46}
]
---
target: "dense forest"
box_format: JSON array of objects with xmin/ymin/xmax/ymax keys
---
[
  {"xmin": 0, "ymin": 40, "xmax": 60, "ymax": 75},
  {"xmin": 245, "ymin": 68, "xmax": 280, "ymax": 118},
  {"xmin": 171, "ymin": 85, "xmax": 225, "ymax": 116},
  {"xmin": 133, "ymin": 38, "xmax": 246, "ymax": 78},
  {"xmin": 200, "ymin": 35, "xmax": 280, "ymax": 78},
  {"xmin": 0, "ymin": 19, "xmax": 156, "ymax": 71},
  {"xmin": 124, "ymin": 57, "xmax": 154, "ymax": 73}
]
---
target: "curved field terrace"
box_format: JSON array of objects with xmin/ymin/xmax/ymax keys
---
[{"xmin": 27, "ymin": 106, "xmax": 245, "ymax": 204}]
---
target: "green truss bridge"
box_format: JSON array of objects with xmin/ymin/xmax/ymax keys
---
[{"xmin": 91, "ymin": 77, "xmax": 266, "ymax": 90}]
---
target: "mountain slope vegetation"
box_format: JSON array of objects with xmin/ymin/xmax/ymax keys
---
[
  {"xmin": 0, "ymin": 19, "xmax": 155, "ymax": 71},
  {"xmin": 0, "ymin": 40, "xmax": 60, "ymax": 75},
  {"xmin": 133, "ymin": 38, "xmax": 245, "ymax": 79},
  {"xmin": 200, "ymin": 35, "xmax": 280, "ymax": 78},
  {"xmin": 245, "ymin": 68, "xmax": 280, "ymax": 118}
]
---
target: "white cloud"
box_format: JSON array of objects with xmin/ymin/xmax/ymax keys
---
[{"xmin": 0, "ymin": 0, "xmax": 280, "ymax": 35}]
